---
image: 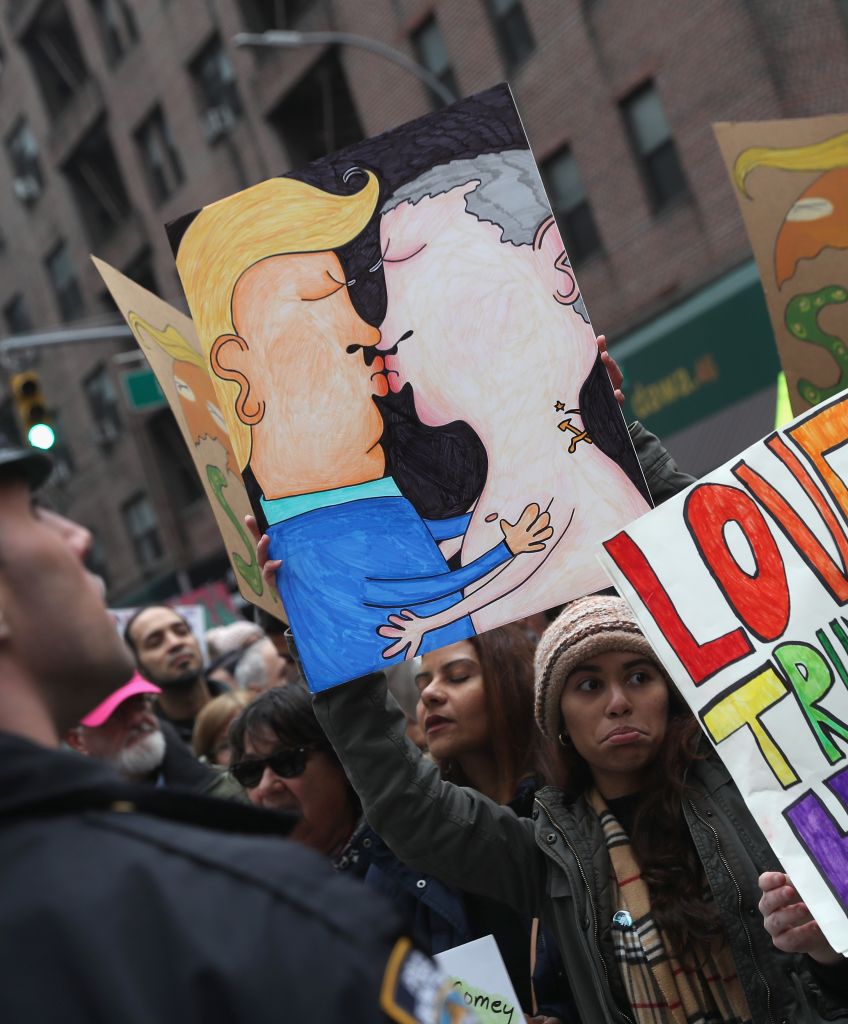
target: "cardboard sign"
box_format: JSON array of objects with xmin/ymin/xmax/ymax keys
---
[
  {"xmin": 434, "ymin": 935, "xmax": 521, "ymax": 1024},
  {"xmin": 599, "ymin": 387, "xmax": 848, "ymax": 952},
  {"xmin": 93, "ymin": 258, "xmax": 284, "ymax": 622},
  {"xmin": 715, "ymin": 114, "xmax": 848, "ymax": 417},
  {"xmin": 166, "ymin": 83, "xmax": 651, "ymax": 691}
]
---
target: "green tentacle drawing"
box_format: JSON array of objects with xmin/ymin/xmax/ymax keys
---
[
  {"xmin": 206, "ymin": 464, "xmax": 267, "ymax": 598},
  {"xmin": 785, "ymin": 285, "xmax": 848, "ymax": 406}
]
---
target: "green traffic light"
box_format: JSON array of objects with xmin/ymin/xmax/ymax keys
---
[{"xmin": 28, "ymin": 423, "xmax": 56, "ymax": 450}]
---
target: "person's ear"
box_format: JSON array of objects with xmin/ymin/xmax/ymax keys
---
[
  {"xmin": 533, "ymin": 216, "xmax": 580, "ymax": 307},
  {"xmin": 211, "ymin": 334, "xmax": 265, "ymax": 426},
  {"xmin": 0, "ymin": 608, "xmax": 10, "ymax": 644},
  {"xmin": 65, "ymin": 726, "xmax": 88, "ymax": 754}
]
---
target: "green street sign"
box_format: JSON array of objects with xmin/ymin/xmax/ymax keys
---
[{"xmin": 123, "ymin": 368, "xmax": 166, "ymax": 411}]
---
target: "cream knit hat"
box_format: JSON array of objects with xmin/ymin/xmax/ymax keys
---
[{"xmin": 534, "ymin": 594, "xmax": 662, "ymax": 738}]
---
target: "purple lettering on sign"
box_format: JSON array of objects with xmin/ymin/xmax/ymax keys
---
[{"xmin": 784, "ymin": 763, "xmax": 848, "ymax": 910}]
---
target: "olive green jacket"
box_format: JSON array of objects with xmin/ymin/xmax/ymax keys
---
[{"xmin": 315, "ymin": 673, "xmax": 848, "ymax": 1024}]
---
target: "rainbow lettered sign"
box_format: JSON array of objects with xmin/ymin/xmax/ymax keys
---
[{"xmin": 599, "ymin": 387, "xmax": 848, "ymax": 953}]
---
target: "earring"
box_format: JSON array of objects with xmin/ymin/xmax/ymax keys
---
[{"xmin": 557, "ymin": 731, "xmax": 571, "ymax": 748}]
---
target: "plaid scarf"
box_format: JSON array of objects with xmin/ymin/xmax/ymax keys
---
[{"xmin": 588, "ymin": 789, "xmax": 751, "ymax": 1024}]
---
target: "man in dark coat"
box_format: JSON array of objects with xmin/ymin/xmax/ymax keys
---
[{"xmin": 0, "ymin": 441, "xmax": 473, "ymax": 1024}]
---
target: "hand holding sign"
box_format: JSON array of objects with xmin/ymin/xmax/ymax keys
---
[{"xmin": 759, "ymin": 872, "xmax": 842, "ymax": 964}]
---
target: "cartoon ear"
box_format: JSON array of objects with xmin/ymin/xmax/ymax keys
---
[
  {"xmin": 533, "ymin": 216, "xmax": 579, "ymax": 307},
  {"xmin": 210, "ymin": 334, "xmax": 265, "ymax": 426}
]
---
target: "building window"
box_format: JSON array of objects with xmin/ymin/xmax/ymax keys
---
[
  {"xmin": 190, "ymin": 36, "xmax": 242, "ymax": 144},
  {"xmin": 89, "ymin": 0, "xmax": 139, "ymax": 65},
  {"xmin": 4, "ymin": 294, "xmax": 33, "ymax": 335},
  {"xmin": 269, "ymin": 49, "xmax": 363, "ymax": 166},
  {"xmin": 63, "ymin": 119, "xmax": 131, "ymax": 244},
  {"xmin": 84, "ymin": 363, "xmax": 123, "ymax": 445},
  {"xmin": 6, "ymin": 120, "xmax": 44, "ymax": 205},
  {"xmin": 238, "ymin": 0, "xmax": 314, "ymax": 31},
  {"xmin": 541, "ymin": 147, "xmax": 602, "ymax": 264},
  {"xmin": 148, "ymin": 409, "xmax": 204, "ymax": 505},
  {"xmin": 21, "ymin": 0, "xmax": 88, "ymax": 118},
  {"xmin": 123, "ymin": 493, "xmax": 163, "ymax": 569},
  {"xmin": 485, "ymin": 0, "xmax": 535, "ymax": 71},
  {"xmin": 134, "ymin": 106, "xmax": 183, "ymax": 204},
  {"xmin": 124, "ymin": 248, "xmax": 158, "ymax": 294},
  {"xmin": 621, "ymin": 81, "xmax": 689, "ymax": 211},
  {"xmin": 411, "ymin": 16, "xmax": 458, "ymax": 106},
  {"xmin": 45, "ymin": 242, "xmax": 85, "ymax": 322}
]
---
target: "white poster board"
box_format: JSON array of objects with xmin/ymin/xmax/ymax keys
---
[
  {"xmin": 599, "ymin": 388, "xmax": 848, "ymax": 953},
  {"xmin": 434, "ymin": 935, "xmax": 521, "ymax": 1024}
]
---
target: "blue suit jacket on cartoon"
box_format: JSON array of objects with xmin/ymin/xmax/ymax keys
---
[{"xmin": 261, "ymin": 477, "xmax": 511, "ymax": 690}]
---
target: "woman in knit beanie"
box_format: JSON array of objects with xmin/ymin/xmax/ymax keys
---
[{"xmin": 314, "ymin": 595, "xmax": 848, "ymax": 1024}]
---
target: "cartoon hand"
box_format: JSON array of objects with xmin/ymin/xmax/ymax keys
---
[
  {"xmin": 245, "ymin": 514, "xmax": 282, "ymax": 590},
  {"xmin": 598, "ymin": 334, "xmax": 625, "ymax": 407},
  {"xmin": 378, "ymin": 610, "xmax": 426, "ymax": 660},
  {"xmin": 500, "ymin": 503, "xmax": 554, "ymax": 555}
]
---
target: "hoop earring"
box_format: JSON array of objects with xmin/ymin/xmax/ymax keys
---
[{"xmin": 557, "ymin": 731, "xmax": 571, "ymax": 748}]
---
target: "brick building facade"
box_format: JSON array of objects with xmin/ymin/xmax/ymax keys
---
[{"xmin": 0, "ymin": 0, "xmax": 846, "ymax": 602}]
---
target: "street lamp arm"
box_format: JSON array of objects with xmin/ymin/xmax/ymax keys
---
[{"xmin": 233, "ymin": 30, "xmax": 457, "ymax": 107}]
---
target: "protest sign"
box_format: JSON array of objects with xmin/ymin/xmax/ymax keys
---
[
  {"xmin": 715, "ymin": 114, "xmax": 848, "ymax": 417},
  {"xmin": 434, "ymin": 935, "xmax": 520, "ymax": 1024},
  {"xmin": 599, "ymin": 387, "xmax": 848, "ymax": 952},
  {"xmin": 165, "ymin": 82, "xmax": 651, "ymax": 691},
  {"xmin": 93, "ymin": 257, "xmax": 284, "ymax": 622}
]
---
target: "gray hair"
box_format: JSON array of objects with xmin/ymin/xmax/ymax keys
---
[
  {"xmin": 234, "ymin": 639, "xmax": 272, "ymax": 691},
  {"xmin": 382, "ymin": 149, "xmax": 549, "ymax": 247},
  {"xmin": 381, "ymin": 149, "xmax": 590, "ymax": 323}
]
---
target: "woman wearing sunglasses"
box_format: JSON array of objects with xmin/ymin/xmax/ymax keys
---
[{"xmin": 229, "ymin": 685, "xmax": 361, "ymax": 862}]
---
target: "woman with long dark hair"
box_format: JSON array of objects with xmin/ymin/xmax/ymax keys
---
[
  {"xmin": 313, "ymin": 595, "xmax": 848, "ymax": 1024},
  {"xmin": 363, "ymin": 624, "xmax": 569, "ymax": 1022}
]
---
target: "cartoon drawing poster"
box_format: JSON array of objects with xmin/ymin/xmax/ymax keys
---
[
  {"xmin": 599, "ymin": 388, "xmax": 848, "ymax": 953},
  {"xmin": 715, "ymin": 114, "xmax": 848, "ymax": 418},
  {"xmin": 93, "ymin": 257, "xmax": 284, "ymax": 622},
  {"xmin": 168, "ymin": 83, "xmax": 651, "ymax": 691}
]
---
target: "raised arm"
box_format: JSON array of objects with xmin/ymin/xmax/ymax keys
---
[{"xmin": 313, "ymin": 671, "xmax": 545, "ymax": 916}]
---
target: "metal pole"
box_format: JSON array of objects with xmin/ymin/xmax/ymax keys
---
[
  {"xmin": 0, "ymin": 322, "xmax": 131, "ymax": 354},
  {"xmin": 233, "ymin": 30, "xmax": 458, "ymax": 107}
]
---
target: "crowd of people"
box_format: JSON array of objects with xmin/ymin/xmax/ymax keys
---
[{"xmin": 2, "ymin": 407, "xmax": 848, "ymax": 1024}]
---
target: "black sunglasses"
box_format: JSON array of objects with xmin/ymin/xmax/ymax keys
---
[{"xmin": 231, "ymin": 747, "xmax": 312, "ymax": 789}]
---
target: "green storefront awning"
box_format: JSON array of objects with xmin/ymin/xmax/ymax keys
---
[{"xmin": 615, "ymin": 260, "xmax": 781, "ymax": 438}]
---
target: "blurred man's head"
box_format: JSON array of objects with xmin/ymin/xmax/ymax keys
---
[
  {"xmin": 67, "ymin": 674, "xmax": 165, "ymax": 780},
  {"xmin": 124, "ymin": 606, "xmax": 203, "ymax": 691},
  {"xmin": 0, "ymin": 445, "xmax": 134, "ymax": 745},
  {"xmin": 234, "ymin": 636, "xmax": 289, "ymax": 694}
]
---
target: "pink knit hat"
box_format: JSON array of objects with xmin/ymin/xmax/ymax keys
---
[
  {"xmin": 534, "ymin": 594, "xmax": 663, "ymax": 738},
  {"xmin": 80, "ymin": 673, "xmax": 161, "ymax": 728}
]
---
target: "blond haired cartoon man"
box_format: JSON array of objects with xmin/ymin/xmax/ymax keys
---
[{"xmin": 176, "ymin": 173, "xmax": 551, "ymax": 688}]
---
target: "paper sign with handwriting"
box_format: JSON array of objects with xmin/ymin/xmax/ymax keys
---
[
  {"xmin": 434, "ymin": 935, "xmax": 520, "ymax": 1024},
  {"xmin": 599, "ymin": 387, "xmax": 848, "ymax": 953}
]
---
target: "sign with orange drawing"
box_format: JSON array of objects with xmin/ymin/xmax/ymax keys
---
[
  {"xmin": 599, "ymin": 387, "xmax": 848, "ymax": 953},
  {"xmin": 166, "ymin": 83, "xmax": 652, "ymax": 692},
  {"xmin": 715, "ymin": 114, "xmax": 848, "ymax": 418},
  {"xmin": 93, "ymin": 257, "xmax": 284, "ymax": 622}
]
